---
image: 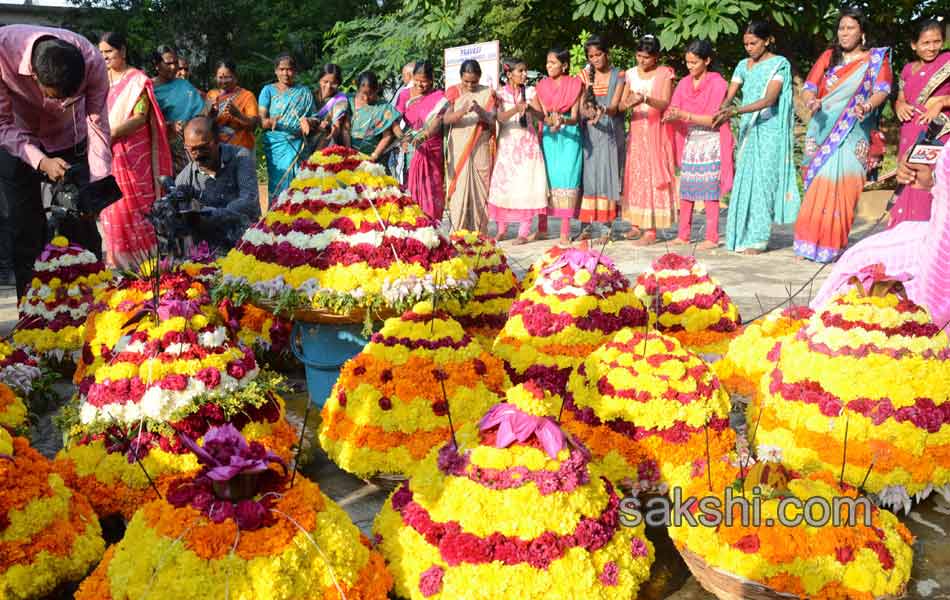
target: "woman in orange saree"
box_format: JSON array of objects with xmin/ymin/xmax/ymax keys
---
[
  {"xmin": 794, "ymin": 8, "xmax": 892, "ymax": 262},
  {"xmin": 97, "ymin": 32, "xmax": 172, "ymax": 269},
  {"xmin": 444, "ymin": 59, "xmax": 496, "ymax": 233}
]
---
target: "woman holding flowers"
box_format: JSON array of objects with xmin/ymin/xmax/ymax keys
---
[
  {"xmin": 98, "ymin": 32, "xmax": 172, "ymax": 269},
  {"xmin": 300, "ymin": 63, "xmax": 350, "ymax": 150},
  {"xmin": 444, "ymin": 59, "xmax": 496, "ymax": 234},
  {"xmin": 348, "ymin": 71, "xmax": 401, "ymax": 163},
  {"xmin": 259, "ymin": 54, "xmax": 316, "ymax": 203},
  {"xmin": 488, "ymin": 58, "xmax": 548, "ymax": 244},
  {"xmin": 891, "ymin": 18, "xmax": 949, "ymax": 228},
  {"xmin": 794, "ymin": 7, "xmax": 892, "ymax": 262},
  {"xmin": 620, "ymin": 34, "xmax": 676, "ymax": 245},
  {"xmin": 531, "ymin": 47, "xmax": 584, "ymax": 245},
  {"xmin": 664, "ymin": 39, "xmax": 734, "ymax": 250},
  {"xmin": 714, "ymin": 21, "xmax": 800, "ymax": 255},
  {"xmin": 397, "ymin": 61, "xmax": 448, "ymax": 221}
]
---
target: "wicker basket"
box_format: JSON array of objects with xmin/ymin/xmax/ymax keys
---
[
  {"xmin": 366, "ymin": 473, "xmax": 407, "ymax": 492},
  {"xmin": 679, "ymin": 548, "xmax": 905, "ymax": 600}
]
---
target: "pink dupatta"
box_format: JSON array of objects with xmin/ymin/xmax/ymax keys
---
[
  {"xmin": 535, "ymin": 75, "xmax": 583, "ymax": 114},
  {"xmin": 670, "ymin": 71, "xmax": 734, "ymax": 195}
]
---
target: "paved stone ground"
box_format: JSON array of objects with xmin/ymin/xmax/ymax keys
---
[{"xmin": 2, "ymin": 211, "xmax": 948, "ymax": 599}]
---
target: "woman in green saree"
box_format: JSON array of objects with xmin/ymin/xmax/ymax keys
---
[
  {"xmin": 349, "ymin": 71, "xmax": 401, "ymax": 164},
  {"xmin": 715, "ymin": 20, "xmax": 800, "ymax": 255}
]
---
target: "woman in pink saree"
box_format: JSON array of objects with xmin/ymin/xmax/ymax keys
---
[
  {"xmin": 98, "ymin": 32, "xmax": 172, "ymax": 269},
  {"xmin": 891, "ymin": 19, "xmax": 950, "ymax": 228},
  {"xmin": 397, "ymin": 61, "xmax": 448, "ymax": 221}
]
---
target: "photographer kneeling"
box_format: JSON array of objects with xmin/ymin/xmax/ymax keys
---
[
  {"xmin": 0, "ymin": 25, "xmax": 113, "ymax": 297},
  {"xmin": 173, "ymin": 116, "xmax": 260, "ymax": 251}
]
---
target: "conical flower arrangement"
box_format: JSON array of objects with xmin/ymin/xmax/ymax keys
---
[
  {"xmin": 671, "ymin": 461, "xmax": 914, "ymax": 600},
  {"xmin": 564, "ymin": 328, "xmax": 735, "ymax": 492},
  {"xmin": 54, "ymin": 269, "xmax": 295, "ymax": 519},
  {"xmin": 633, "ymin": 253, "xmax": 741, "ymax": 354},
  {"xmin": 373, "ymin": 383, "xmax": 654, "ymax": 600},
  {"xmin": 493, "ymin": 247, "xmax": 650, "ymax": 397},
  {"xmin": 1, "ymin": 430, "xmax": 106, "ymax": 599},
  {"xmin": 318, "ymin": 301, "xmax": 506, "ymax": 480},
  {"xmin": 13, "ymin": 236, "xmax": 112, "ymax": 366},
  {"xmin": 444, "ymin": 230, "xmax": 520, "ymax": 346},
  {"xmin": 76, "ymin": 424, "xmax": 393, "ymax": 600},
  {"xmin": 754, "ymin": 267, "xmax": 950, "ymax": 512},
  {"xmin": 715, "ymin": 305, "xmax": 814, "ymax": 399},
  {"xmin": 218, "ymin": 145, "xmax": 473, "ymax": 318}
]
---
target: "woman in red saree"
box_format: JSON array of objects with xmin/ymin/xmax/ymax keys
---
[
  {"xmin": 397, "ymin": 61, "xmax": 449, "ymax": 221},
  {"xmin": 444, "ymin": 59, "xmax": 496, "ymax": 233},
  {"xmin": 891, "ymin": 19, "xmax": 950, "ymax": 227},
  {"xmin": 98, "ymin": 32, "xmax": 172, "ymax": 269}
]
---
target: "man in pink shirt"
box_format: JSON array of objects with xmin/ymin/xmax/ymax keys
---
[{"xmin": 0, "ymin": 25, "xmax": 112, "ymax": 297}]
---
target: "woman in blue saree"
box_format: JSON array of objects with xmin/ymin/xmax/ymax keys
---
[
  {"xmin": 716, "ymin": 21, "xmax": 800, "ymax": 254},
  {"xmin": 794, "ymin": 7, "xmax": 892, "ymax": 262},
  {"xmin": 301, "ymin": 63, "xmax": 350, "ymax": 151},
  {"xmin": 348, "ymin": 71, "xmax": 400, "ymax": 163},
  {"xmin": 259, "ymin": 54, "xmax": 316, "ymax": 204},
  {"xmin": 151, "ymin": 46, "xmax": 206, "ymax": 173}
]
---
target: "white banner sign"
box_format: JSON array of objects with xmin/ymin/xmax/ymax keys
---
[{"xmin": 444, "ymin": 41, "xmax": 500, "ymax": 90}]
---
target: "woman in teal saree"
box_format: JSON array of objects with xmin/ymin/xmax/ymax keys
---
[
  {"xmin": 716, "ymin": 21, "xmax": 801, "ymax": 254},
  {"xmin": 348, "ymin": 71, "xmax": 401, "ymax": 163}
]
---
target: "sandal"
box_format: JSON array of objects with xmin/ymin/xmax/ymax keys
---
[{"xmin": 624, "ymin": 226, "xmax": 643, "ymax": 240}]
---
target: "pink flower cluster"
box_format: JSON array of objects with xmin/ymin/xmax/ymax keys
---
[
  {"xmin": 240, "ymin": 237, "xmax": 455, "ymax": 270},
  {"xmin": 510, "ymin": 301, "xmax": 648, "ymax": 337},
  {"xmin": 390, "ymin": 478, "xmax": 622, "ymax": 569}
]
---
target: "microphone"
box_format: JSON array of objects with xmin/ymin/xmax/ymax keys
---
[
  {"xmin": 888, "ymin": 119, "xmax": 945, "ymax": 210},
  {"xmin": 519, "ymin": 83, "xmax": 528, "ymax": 127}
]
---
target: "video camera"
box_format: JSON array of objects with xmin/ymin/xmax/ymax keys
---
[
  {"xmin": 46, "ymin": 164, "xmax": 121, "ymax": 235},
  {"xmin": 148, "ymin": 176, "xmax": 205, "ymax": 258}
]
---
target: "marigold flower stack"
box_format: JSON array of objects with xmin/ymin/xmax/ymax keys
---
[
  {"xmin": 373, "ymin": 383, "xmax": 654, "ymax": 599},
  {"xmin": 715, "ymin": 305, "xmax": 814, "ymax": 399},
  {"xmin": 564, "ymin": 328, "xmax": 736, "ymax": 493},
  {"xmin": 670, "ymin": 462, "xmax": 914, "ymax": 599},
  {"xmin": 445, "ymin": 230, "xmax": 520, "ymax": 346},
  {"xmin": 54, "ymin": 269, "xmax": 295, "ymax": 519},
  {"xmin": 493, "ymin": 247, "xmax": 650, "ymax": 397},
  {"xmin": 1, "ymin": 429, "xmax": 106, "ymax": 599},
  {"xmin": 218, "ymin": 145, "xmax": 473, "ymax": 317},
  {"xmin": 13, "ymin": 236, "xmax": 112, "ymax": 367},
  {"xmin": 0, "ymin": 382, "xmax": 28, "ymax": 434},
  {"xmin": 319, "ymin": 300, "xmax": 507, "ymax": 480},
  {"xmin": 76, "ymin": 424, "xmax": 392, "ymax": 600},
  {"xmin": 634, "ymin": 253, "xmax": 742, "ymax": 354},
  {"xmin": 755, "ymin": 268, "xmax": 950, "ymax": 513}
]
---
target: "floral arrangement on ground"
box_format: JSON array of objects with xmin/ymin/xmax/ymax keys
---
[
  {"xmin": 563, "ymin": 328, "xmax": 736, "ymax": 493},
  {"xmin": 217, "ymin": 145, "xmax": 474, "ymax": 320},
  {"xmin": 444, "ymin": 230, "xmax": 520, "ymax": 346},
  {"xmin": 753, "ymin": 270, "xmax": 950, "ymax": 513},
  {"xmin": 670, "ymin": 460, "xmax": 914, "ymax": 600},
  {"xmin": 12, "ymin": 236, "xmax": 112, "ymax": 367},
  {"xmin": 0, "ymin": 382, "xmax": 28, "ymax": 435},
  {"xmin": 318, "ymin": 300, "xmax": 507, "ymax": 479},
  {"xmin": 1, "ymin": 430, "xmax": 106, "ymax": 599},
  {"xmin": 714, "ymin": 305, "xmax": 814, "ymax": 400},
  {"xmin": 76, "ymin": 424, "xmax": 392, "ymax": 600},
  {"xmin": 373, "ymin": 383, "xmax": 654, "ymax": 599},
  {"xmin": 493, "ymin": 246, "xmax": 650, "ymax": 397},
  {"xmin": 633, "ymin": 253, "xmax": 741, "ymax": 354},
  {"xmin": 54, "ymin": 269, "xmax": 295, "ymax": 519}
]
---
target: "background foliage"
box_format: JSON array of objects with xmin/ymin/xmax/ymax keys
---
[{"xmin": 68, "ymin": 0, "xmax": 942, "ymax": 93}]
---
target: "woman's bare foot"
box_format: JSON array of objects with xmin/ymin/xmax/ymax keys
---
[
  {"xmin": 670, "ymin": 237, "xmax": 690, "ymax": 246},
  {"xmin": 527, "ymin": 230, "xmax": 546, "ymax": 242},
  {"xmin": 696, "ymin": 240, "xmax": 719, "ymax": 251},
  {"xmin": 739, "ymin": 248, "xmax": 764, "ymax": 256},
  {"xmin": 624, "ymin": 226, "xmax": 642, "ymax": 240},
  {"xmin": 512, "ymin": 236, "xmax": 529, "ymax": 246},
  {"xmin": 558, "ymin": 235, "xmax": 571, "ymax": 246}
]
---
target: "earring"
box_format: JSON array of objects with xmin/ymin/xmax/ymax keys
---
[{"xmin": 861, "ymin": 34, "xmax": 866, "ymax": 46}]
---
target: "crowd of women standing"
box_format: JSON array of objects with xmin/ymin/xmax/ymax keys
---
[{"xmin": 95, "ymin": 8, "xmax": 949, "ymax": 270}]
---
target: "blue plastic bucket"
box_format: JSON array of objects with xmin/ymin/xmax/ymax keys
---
[{"xmin": 290, "ymin": 321, "xmax": 369, "ymax": 408}]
